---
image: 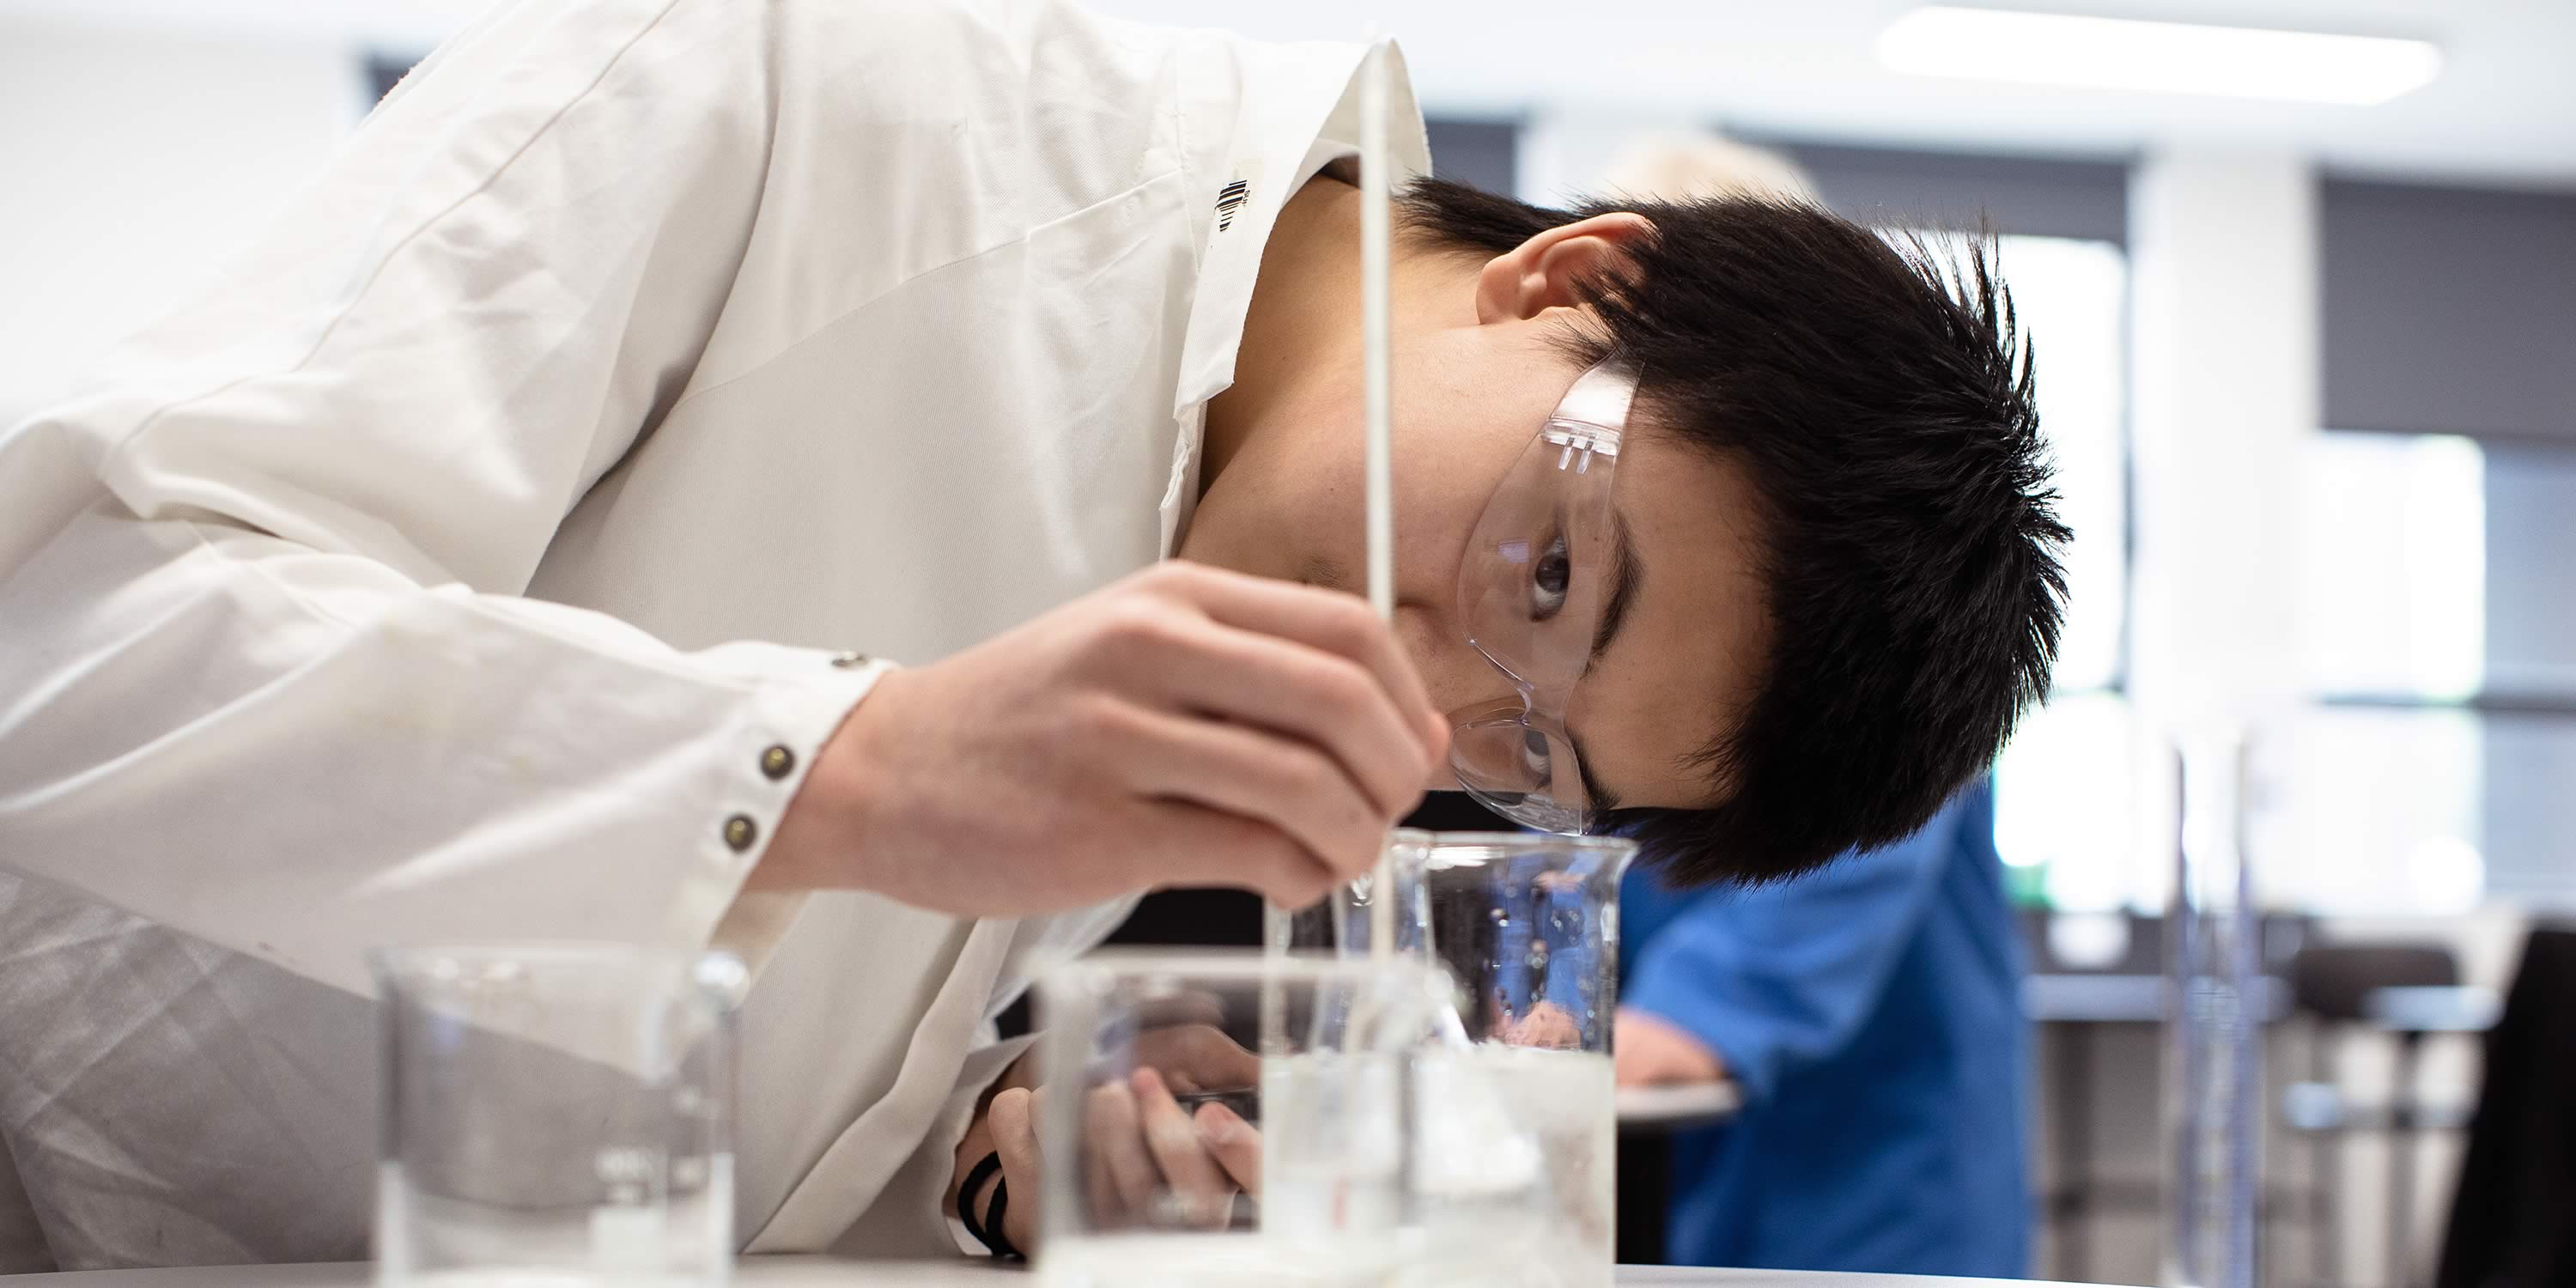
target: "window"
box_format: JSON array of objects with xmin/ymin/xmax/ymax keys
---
[
  {"xmin": 2296, "ymin": 432, "xmax": 2484, "ymax": 701},
  {"xmin": 1996, "ymin": 235, "xmax": 2128, "ymax": 692},
  {"xmin": 1993, "ymin": 689, "xmax": 2136, "ymax": 908},
  {"xmin": 2284, "ymin": 432, "xmax": 2576, "ymax": 914},
  {"xmin": 1974, "ymin": 234, "xmax": 2136, "ymax": 910},
  {"xmin": 2300, "ymin": 178, "xmax": 2576, "ymax": 914}
]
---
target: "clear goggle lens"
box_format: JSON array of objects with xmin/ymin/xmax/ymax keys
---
[
  {"xmin": 1447, "ymin": 358, "xmax": 1635, "ymax": 834},
  {"xmin": 1449, "ymin": 702, "xmax": 1587, "ymax": 835}
]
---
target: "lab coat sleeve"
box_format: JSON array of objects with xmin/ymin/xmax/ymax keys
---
[
  {"xmin": 1623, "ymin": 806, "xmax": 1960, "ymax": 1103},
  {"xmin": 0, "ymin": 0, "xmax": 872, "ymax": 993}
]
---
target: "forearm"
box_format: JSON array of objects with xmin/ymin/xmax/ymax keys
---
[{"xmin": 0, "ymin": 507, "xmax": 882, "ymax": 991}]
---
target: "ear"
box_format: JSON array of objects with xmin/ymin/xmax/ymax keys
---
[{"xmin": 1473, "ymin": 212, "xmax": 1655, "ymax": 325}]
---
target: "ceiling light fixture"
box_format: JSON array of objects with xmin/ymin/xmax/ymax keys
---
[{"xmin": 1877, "ymin": 7, "xmax": 2442, "ymax": 106}]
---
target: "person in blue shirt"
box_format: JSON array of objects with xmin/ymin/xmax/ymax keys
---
[{"xmin": 1616, "ymin": 780, "xmax": 2030, "ymax": 1276}]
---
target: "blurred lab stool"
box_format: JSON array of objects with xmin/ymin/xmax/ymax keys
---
[
  {"xmin": 2020, "ymin": 908, "xmax": 2161, "ymax": 1285},
  {"xmin": 2432, "ymin": 923, "xmax": 2576, "ymax": 1288},
  {"xmin": 2283, "ymin": 941, "xmax": 2497, "ymax": 1288}
]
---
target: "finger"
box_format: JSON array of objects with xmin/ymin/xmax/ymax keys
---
[
  {"xmin": 1514, "ymin": 1002, "xmax": 1581, "ymax": 1049},
  {"xmin": 1133, "ymin": 1022, "xmax": 1252, "ymax": 1093},
  {"xmin": 1166, "ymin": 1024, "xmax": 1261, "ymax": 1091},
  {"xmin": 1075, "ymin": 1091, "xmax": 1129, "ymax": 1229},
  {"xmin": 1118, "ymin": 709, "xmax": 1388, "ymax": 884},
  {"xmin": 1084, "ymin": 1082, "xmax": 1160, "ymax": 1220},
  {"xmin": 1131, "ymin": 798, "xmax": 1340, "ymax": 908},
  {"xmin": 1132, "ymin": 1069, "xmax": 1234, "ymax": 1229},
  {"xmin": 1140, "ymin": 619, "xmax": 1431, "ymax": 822},
  {"xmin": 1146, "ymin": 562, "xmax": 1446, "ymax": 764},
  {"xmin": 1133, "ymin": 991, "xmax": 1229, "ymax": 1033},
  {"xmin": 1194, "ymin": 1103, "xmax": 1264, "ymax": 1197},
  {"xmin": 1083, "ymin": 1146, "xmax": 1123, "ymax": 1230},
  {"xmin": 987, "ymin": 1087, "xmax": 1043, "ymax": 1249}
]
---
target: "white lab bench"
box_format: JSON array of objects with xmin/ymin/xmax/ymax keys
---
[{"xmin": 2, "ymin": 1259, "xmax": 2141, "ymax": 1287}]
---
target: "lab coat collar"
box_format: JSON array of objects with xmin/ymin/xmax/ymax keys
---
[{"xmin": 1156, "ymin": 36, "xmax": 1431, "ymax": 555}]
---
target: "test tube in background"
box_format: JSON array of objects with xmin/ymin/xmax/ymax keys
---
[{"xmin": 2164, "ymin": 737, "xmax": 2263, "ymax": 1288}]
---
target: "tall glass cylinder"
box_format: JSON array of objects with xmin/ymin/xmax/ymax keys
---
[{"xmin": 2164, "ymin": 738, "xmax": 2263, "ymax": 1288}]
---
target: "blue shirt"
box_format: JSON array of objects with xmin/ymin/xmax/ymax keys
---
[{"xmin": 1620, "ymin": 783, "xmax": 2030, "ymax": 1276}]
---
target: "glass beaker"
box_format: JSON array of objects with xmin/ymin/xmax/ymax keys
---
[
  {"xmin": 373, "ymin": 944, "xmax": 744, "ymax": 1288},
  {"xmin": 1032, "ymin": 950, "xmax": 1535, "ymax": 1288},
  {"xmin": 1272, "ymin": 831, "xmax": 1638, "ymax": 1287}
]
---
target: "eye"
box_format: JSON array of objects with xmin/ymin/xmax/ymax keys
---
[
  {"xmin": 1519, "ymin": 728, "xmax": 1554, "ymax": 781},
  {"xmin": 1528, "ymin": 536, "xmax": 1571, "ymax": 621}
]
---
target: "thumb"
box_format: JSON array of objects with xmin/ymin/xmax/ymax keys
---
[
  {"xmin": 989, "ymin": 1086, "xmax": 1044, "ymax": 1250},
  {"xmin": 1194, "ymin": 1103, "xmax": 1263, "ymax": 1197}
]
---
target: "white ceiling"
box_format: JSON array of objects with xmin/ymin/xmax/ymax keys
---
[{"xmin": 6, "ymin": 0, "xmax": 2572, "ymax": 187}]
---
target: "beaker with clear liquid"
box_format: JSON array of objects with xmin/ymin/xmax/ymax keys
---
[
  {"xmin": 373, "ymin": 944, "xmax": 744, "ymax": 1288},
  {"xmin": 1033, "ymin": 950, "xmax": 1492, "ymax": 1288},
  {"xmin": 1273, "ymin": 830, "xmax": 1638, "ymax": 1288}
]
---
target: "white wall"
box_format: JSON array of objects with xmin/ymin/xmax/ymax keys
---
[
  {"xmin": 2123, "ymin": 149, "xmax": 2320, "ymax": 918},
  {"xmin": 0, "ymin": 19, "xmax": 354, "ymax": 420}
]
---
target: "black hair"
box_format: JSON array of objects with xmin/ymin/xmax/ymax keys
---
[{"xmin": 1400, "ymin": 178, "xmax": 2069, "ymax": 885}]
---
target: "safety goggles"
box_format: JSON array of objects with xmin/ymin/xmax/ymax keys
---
[{"xmin": 1448, "ymin": 356, "xmax": 1638, "ymax": 835}]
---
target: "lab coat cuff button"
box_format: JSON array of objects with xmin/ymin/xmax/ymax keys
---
[
  {"xmin": 828, "ymin": 651, "xmax": 871, "ymax": 669},
  {"xmin": 760, "ymin": 745, "xmax": 796, "ymax": 780},
  {"xmin": 722, "ymin": 814, "xmax": 759, "ymax": 853}
]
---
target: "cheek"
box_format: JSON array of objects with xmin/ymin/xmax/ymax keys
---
[
  {"xmin": 1400, "ymin": 634, "xmax": 1498, "ymax": 794},
  {"xmin": 1401, "ymin": 618, "xmax": 1515, "ymax": 732},
  {"xmin": 1392, "ymin": 446, "xmax": 1515, "ymax": 612}
]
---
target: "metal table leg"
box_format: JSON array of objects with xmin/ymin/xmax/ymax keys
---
[
  {"xmin": 2057, "ymin": 1021, "xmax": 2093, "ymax": 1283},
  {"xmin": 2385, "ymin": 1029, "xmax": 2426, "ymax": 1288}
]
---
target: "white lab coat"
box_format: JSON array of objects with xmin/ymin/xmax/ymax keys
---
[{"xmin": 0, "ymin": 0, "xmax": 1428, "ymax": 1269}]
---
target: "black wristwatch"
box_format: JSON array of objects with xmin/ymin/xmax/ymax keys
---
[{"xmin": 959, "ymin": 1150, "xmax": 1024, "ymax": 1261}]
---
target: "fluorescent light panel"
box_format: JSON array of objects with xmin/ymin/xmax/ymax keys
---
[{"xmin": 1878, "ymin": 7, "xmax": 2442, "ymax": 106}]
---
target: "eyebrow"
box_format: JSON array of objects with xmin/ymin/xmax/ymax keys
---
[
  {"xmin": 1587, "ymin": 509, "xmax": 1642, "ymax": 672},
  {"xmin": 1570, "ymin": 510, "xmax": 1642, "ymax": 815}
]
